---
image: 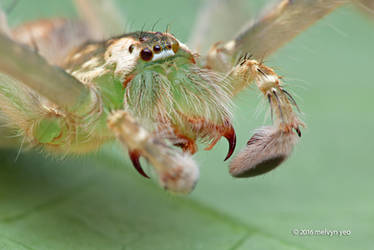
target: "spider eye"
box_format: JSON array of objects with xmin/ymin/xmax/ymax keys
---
[
  {"xmin": 140, "ymin": 48, "xmax": 153, "ymax": 61},
  {"xmin": 153, "ymin": 45, "xmax": 161, "ymax": 54},
  {"xmin": 129, "ymin": 44, "xmax": 135, "ymax": 53}
]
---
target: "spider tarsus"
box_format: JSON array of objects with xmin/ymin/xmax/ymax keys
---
[
  {"xmin": 229, "ymin": 126, "xmax": 298, "ymax": 178},
  {"xmin": 129, "ymin": 149, "xmax": 150, "ymax": 179}
]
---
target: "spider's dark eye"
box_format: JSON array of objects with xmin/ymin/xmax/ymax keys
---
[
  {"xmin": 140, "ymin": 48, "xmax": 153, "ymax": 61},
  {"xmin": 139, "ymin": 36, "xmax": 146, "ymax": 42},
  {"xmin": 166, "ymin": 43, "xmax": 172, "ymax": 50},
  {"xmin": 153, "ymin": 45, "xmax": 161, "ymax": 54},
  {"xmin": 129, "ymin": 44, "xmax": 135, "ymax": 53}
]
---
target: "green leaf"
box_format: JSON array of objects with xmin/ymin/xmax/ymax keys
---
[{"xmin": 0, "ymin": 149, "xmax": 250, "ymax": 250}]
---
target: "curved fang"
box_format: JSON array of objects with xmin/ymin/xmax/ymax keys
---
[
  {"xmin": 129, "ymin": 150, "xmax": 150, "ymax": 179},
  {"xmin": 224, "ymin": 125, "xmax": 237, "ymax": 161}
]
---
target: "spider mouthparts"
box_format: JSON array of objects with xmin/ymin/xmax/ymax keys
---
[
  {"xmin": 224, "ymin": 126, "xmax": 237, "ymax": 161},
  {"xmin": 129, "ymin": 150, "xmax": 150, "ymax": 179}
]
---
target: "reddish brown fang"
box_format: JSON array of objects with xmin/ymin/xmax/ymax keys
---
[
  {"xmin": 224, "ymin": 125, "xmax": 236, "ymax": 161},
  {"xmin": 129, "ymin": 150, "xmax": 150, "ymax": 178}
]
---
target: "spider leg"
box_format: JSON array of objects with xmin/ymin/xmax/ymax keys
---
[
  {"xmin": 201, "ymin": 0, "xmax": 345, "ymax": 177},
  {"xmin": 0, "ymin": 9, "xmax": 101, "ymax": 150},
  {"xmin": 0, "ymin": 8, "xmax": 103, "ymax": 137},
  {"xmin": 228, "ymin": 58, "xmax": 304, "ymax": 177},
  {"xmin": 8, "ymin": 0, "xmax": 125, "ymax": 66},
  {"xmin": 230, "ymin": 0, "xmax": 345, "ymax": 59},
  {"xmin": 73, "ymin": 0, "xmax": 126, "ymax": 40},
  {"xmin": 0, "ymin": 8, "xmax": 11, "ymax": 37},
  {"xmin": 0, "ymin": 31, "xmax": 100, "ymax": 151},
  {"xmin": 10, "ymin": 18, "xmax": 95, "ymax": 66},
  {"xmin": 188, "ymin": 0, "xmax": 249, "ymax": 53},
  {"xmin": 0, "ymin": 72, "xmax": 104, "ymax": 154},
  {"xmin": 0, "ymin": 33, "xmax": 93, "ymax": 115},
  {"xmin": 356, "ymin": 0, "xmax": 374, "ymax": 17},
  {"xmin": 107, "ymin": 110, "xmax": 199, "ymax": 194},
  {"xmin": 206, "ymin": 0, "xmax": 345, "ymax": 72}
]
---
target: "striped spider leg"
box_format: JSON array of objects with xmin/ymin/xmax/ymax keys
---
[{"xmin": 196, "ymin": 0, "xmax": 345, "ymax": 177}]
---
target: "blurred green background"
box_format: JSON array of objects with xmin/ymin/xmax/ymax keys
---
[{"xmin": 0, "ymin": 0, "xmax": 373, "ymax": 249}]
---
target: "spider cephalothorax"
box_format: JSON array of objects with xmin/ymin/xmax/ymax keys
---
[
  {"xmin": 1, "ymin": 0, "xmax": 354, "ymax": 194},
  {"xmin": 62, "ymin": 31, "xmax": 237, "ymax": 178},
  {"xmin": 121, "ymin": 32, "xmax": 236, "ymax": 157}
]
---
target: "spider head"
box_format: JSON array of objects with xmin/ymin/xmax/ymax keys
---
[
  {"xmin": 104, "ymin": 31, "xmax": 195, "ymax": 76},
  {"xmin": 104, "ymin": 32, "xmax": 237, "ymax": 160},
  {"xmin": 97, "ymin": 32, "xmax": 236, "ymax": 182}
]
